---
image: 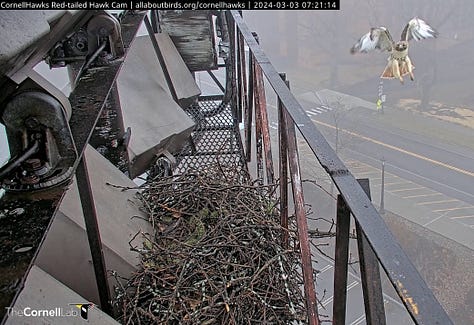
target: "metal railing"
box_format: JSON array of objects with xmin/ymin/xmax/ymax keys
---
[
  {"xmin": 0, "ymin": 9, "xmax": 453, "ymax": 325},
  {"xmin": 227, "ymin": 10, "xmax": 452, "ymax": 325}
]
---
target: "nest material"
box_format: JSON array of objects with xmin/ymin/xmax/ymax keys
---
[{"xmin": 113, "ymin": 166, "xmax": 307, "ymax": 324}]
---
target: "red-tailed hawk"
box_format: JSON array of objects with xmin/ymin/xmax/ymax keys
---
[{"xmin": 350, "ymin": 17, "xmax": 438, "ymax": 84}]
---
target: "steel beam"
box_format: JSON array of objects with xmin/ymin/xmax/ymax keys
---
[
  {"xmin": 332, "ymin": 193, "xmax": 351, "ymax": 325},
  {"xmin": 278, "ymin": 74, "xmax": 289, "ymax": 248},
  {"xmin": 356, "ymin": 178, "xmax": 386, "ymax": 325},
  {"xmin": 284, "ymin": 106, "xmax": 319, "ymax": 325}
]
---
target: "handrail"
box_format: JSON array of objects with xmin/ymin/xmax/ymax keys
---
[{"xmin": 230, "ymin": 10, "xmax": 452, "ymax": 325}]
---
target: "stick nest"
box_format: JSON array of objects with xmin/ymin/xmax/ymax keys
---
[{"xmin": 113, "ymin": 166, "xmax": 307, "ymax": 324}]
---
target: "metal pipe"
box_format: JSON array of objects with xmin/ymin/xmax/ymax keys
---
[
  {"xmin": 0, "ymin": 141, "xmax": 39, "ymax": 179},
  {"xmin": 73, "ymin": 41, "xmax": 107, "ymax": 88}
]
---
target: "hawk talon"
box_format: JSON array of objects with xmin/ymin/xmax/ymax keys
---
[{"xmin": 350, "ymin": 17, "xmax": 438, "ymax": 84}]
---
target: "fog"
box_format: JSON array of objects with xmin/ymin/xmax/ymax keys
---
[{"xmin": 243, "ymin": 0, "xmax": 474, "ymax": 110}]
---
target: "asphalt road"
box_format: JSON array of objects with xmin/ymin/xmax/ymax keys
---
[{"xmin": 311, "ymin": 106, "xmax": 474, "ymax": 205}]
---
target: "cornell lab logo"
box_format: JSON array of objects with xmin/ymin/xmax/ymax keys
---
[{"xmin": 69, "ymin": 303, "xmax": 96, "ymax": 320}]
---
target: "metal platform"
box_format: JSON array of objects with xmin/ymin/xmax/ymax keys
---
[{"xmin": 175, "ymin": 96, "xmax": 247, "ymax": 175}]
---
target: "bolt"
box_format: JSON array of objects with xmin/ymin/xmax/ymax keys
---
[
  {"xmin": 24, "ymin": 117, "xmax": 39, "ymax": 129},
  {"xmin": 24, "ymin": 159, "xmax": 42, "ymax": 172}
]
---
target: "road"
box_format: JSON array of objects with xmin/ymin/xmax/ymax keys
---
[{"xmin": 285, "ymin": 91, "xmax": 474, "ymax": 250}]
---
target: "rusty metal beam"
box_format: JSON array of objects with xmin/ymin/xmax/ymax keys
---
[
  {"xmin": 236, "ymin": 28, "xmax": 247, "ymax": 123},
  {"xmin": 278, "ymin": 74, "xmax": 289, "ymax": 248},
  {"xmin": 230, "ymin": 10, "xmax": 452, "ymax": 325},
  {"xmin": 226, "ymin": 12, "xmax": 238, "ymax": 116},
  {"xmin": 245, "ymin": 42, "xmax": 254, "ymax": 162},
  {"xmin": 332, "ymin": 193, "xmax": 351, "ymax": 325},
  {"xmin": 251, "ymin": 32, "xmax": 274, "ymax": 185},
  {"xmin": 254, "ymin": 58, "xmax": 274, "ymax": 185},
  {"xmin": 356, "ymin": 178, "xmax": 386, "ymax": 325},
  {"xmin": 88, "ymin": 84, "xmax": 129, "ymax": 173},
  {"xmin": 252, "ymin": 41, "xmax": 264, "ymax": 182},
  {"xmin": 284, "ymin": 106, "xmax": 319, "ymax": 325}
]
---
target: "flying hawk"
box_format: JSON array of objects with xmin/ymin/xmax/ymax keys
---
[{"xmin": 350, "ymin": 17, "xmax": 438, "ymax": 84}]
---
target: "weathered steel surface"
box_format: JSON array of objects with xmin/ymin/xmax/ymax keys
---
[
  {"xmin": 68, "ymin": 12, "xmax": 146, "ymax": 158},
  {"xmin": 254, "ymin": 54, "xmax": 275, "ymax": 185},
  {"xmin": 236, "ymin": 30, "xmax": 247, "ymax": 123},
  {"xmin": 332, "ymin": 194, "xmax": 351, "ymax": 325},
  {"xmin": 252, "ymin": 51, "xmax": 264, "ymax": 181},
  {"xmin": 284, "ymin": 108, "xmax": 319, "ymax": 325},
  {"xmin": 88, "ymin": 85, "xmax": 129, "ymax": 173},
  {"xmin": 278, "ymin": 74, "xmax": 289, "ymax": 248},
  {"xmin": 0, "ymin": 11, "xmax": 92, "ymax": 83},
  {"xmin": 245, "ymin": 50, "xmax": 254, "ymax": 162},
  {"xmin": 158, "ymin": 10, "xmax": 217, "ymax": 72},
  {"xmin": 231, "ymin": 10, "xmax": 452, "ymax": 325},
  {"xmin": 356, "ymin": 179, "xmax": 386, "ymax": 325}
]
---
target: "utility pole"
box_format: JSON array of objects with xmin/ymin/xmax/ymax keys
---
[{"xmin": 380, "ymin": 158, "xmax": 385, "ymax": 214}]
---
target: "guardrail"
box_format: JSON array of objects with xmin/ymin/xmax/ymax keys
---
[{"xmin": 228, "ymin": 10, "xmax": 452, "ymax": 325}]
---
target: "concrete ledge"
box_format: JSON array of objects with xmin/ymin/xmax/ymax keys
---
[
  {"xmin": 117, "ymin": 34, "xmax": 196, "ymax": 178},
  {"xmin": 35, "ymin": 145, "xmax": 152, "ymax": 305},
  {"xmin": 5, "ymin": 265, "xmax": 119, "ymax": 324}
]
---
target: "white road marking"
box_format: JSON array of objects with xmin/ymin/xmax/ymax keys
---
[
  {"xmin": 321, "ymin": 281, "xmax": 359, "ymax": 307},
  {"xmin": 417, "ymin": 199, "xmax": 458, "ymax": 206},
  {"xmin": 434, "ymin": 206, "xmax": 474, "ymax": 213},
  {"xmin": 451, "ymin": 215, "xmax": 474, "ymax": 220},
  {"xmin": 390, "ymin": 187, "xmax": 425, "ymax": 193},
  {"xmin": 350, "ymin": 313, "xmax": 366, "ymax": 325},
  {"xmin": 403, "ymin": 193, "xmax": 442, "ymax": 199}
]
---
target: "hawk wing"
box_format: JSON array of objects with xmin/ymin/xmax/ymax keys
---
[
  {"xmin": 401, "ymin": 17, "xmax": 438, "ymax": 42},
  {"xmin": 350, "ymin": 27, "xmax": 394, "ymax": 54}
]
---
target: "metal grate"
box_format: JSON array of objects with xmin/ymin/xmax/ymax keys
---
[{"xmin": 175, "ymin": 97, "xmax": 247, "ymax": 175}]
